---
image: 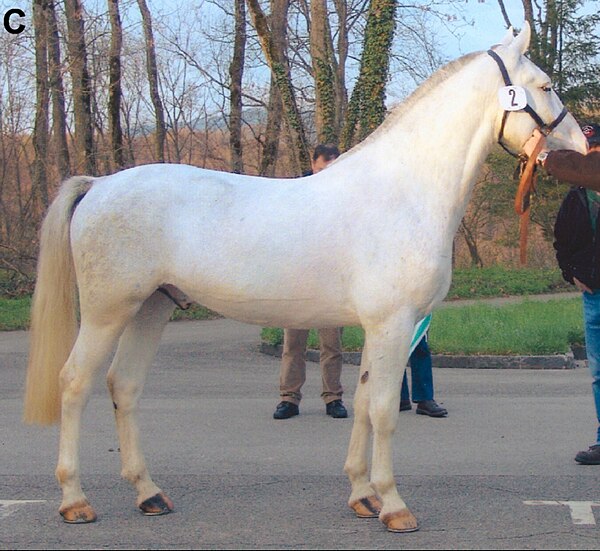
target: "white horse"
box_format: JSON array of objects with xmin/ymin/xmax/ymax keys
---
[{"xmin": 24, "ymin": 24, "xmax": 587, "ymax": 531}]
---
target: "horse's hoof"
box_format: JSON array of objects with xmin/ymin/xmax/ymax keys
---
[
  {"xmin": 381, "ymin": 508, "xmax": 419, "ymax": 533},
  {"xmin": 59, "ymin": 501, "xmax": 97, "ymax": 524},
  {"xmin": 139, "ymin": 492, "xmax": 174, "ymax": 516},
  {"xmin": 349, "ymin": 496, "xmax": 382, "ymax": 518}
]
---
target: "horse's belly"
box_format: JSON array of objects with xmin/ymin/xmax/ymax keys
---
[{"xmin": 188, "ymin": 292, "xmax": 359, "ymax": 329}]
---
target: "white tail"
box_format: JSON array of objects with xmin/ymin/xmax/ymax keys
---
[{"xmin": 23, "ymin": 176, "xmax": 95, "ymax": 425}]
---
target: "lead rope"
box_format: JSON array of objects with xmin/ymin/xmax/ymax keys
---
[{"xmin": 514, "ymin": 132, "xmax": 545, "ymax": 265}]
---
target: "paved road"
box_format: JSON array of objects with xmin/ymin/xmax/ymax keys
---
[{"xmin": 1, "ymin": 318, "xmax": 600, "ymax": 549}]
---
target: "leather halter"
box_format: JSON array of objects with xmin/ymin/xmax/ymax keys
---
[
  {"xmin": 487, "ymin": 49, "xmax": 568, "ymax": 157},
  {"xmin": 487, "ymin": 49, "xmax": 568, "ymax": 265}
]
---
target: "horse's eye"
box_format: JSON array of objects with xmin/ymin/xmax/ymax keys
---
[{"xmin": 541, "ymin": 85, "xmax": 552, "ymax": 92}]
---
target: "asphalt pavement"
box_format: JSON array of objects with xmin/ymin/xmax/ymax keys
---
[{"xmin": 1, "ymin": 317, "xmax": 600, "ymax": 549}]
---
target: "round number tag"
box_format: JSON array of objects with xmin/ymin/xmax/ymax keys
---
[{"xmin": 498, "ymin": 86, "xmax": 527, "ymax": 111}]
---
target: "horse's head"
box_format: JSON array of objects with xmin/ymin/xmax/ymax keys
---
[{"xmin": 489, "ymin": 22, "xmax": 588, "ymax": 155}]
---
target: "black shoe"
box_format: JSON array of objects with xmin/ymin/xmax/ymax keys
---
[
  {"xmin": 575, "ymin": 445, "xmax": 600, "ymax": 465},
  {"xmin": 326, "ymin": 399, "xmax": 348, "ymax": 418},
  {"xmin": 273, "ymin": 401, "xmax": 299, "ymax": 420},
  {"xmin": 416, "ymin": 400, "xmax": 448, "ymax": 417},
  {"xmin": 399, "ymin": 400, "xmax": 412, "ymax": 412}
]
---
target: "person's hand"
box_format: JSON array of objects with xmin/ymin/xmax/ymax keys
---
[
  {"xmin": 574, "ymin": 277, "xmax": 593, "ymax": 294},
  {"xmin": 522, "ymin": 129, "xmax": 547, "ymax": 158}
]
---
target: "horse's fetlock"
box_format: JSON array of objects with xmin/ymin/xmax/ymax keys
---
[
  {"xmin": 371, "ymin": 476, "xmax": 394, "ymax": 497},
  {"xmin": 121, "ymin": 464, "xmax": 146, "ymax": 484}
]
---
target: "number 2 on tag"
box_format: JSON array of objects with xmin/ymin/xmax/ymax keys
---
[{"xmin": 498, "ymin": 86, "xmax": 527, "ymax": 111}]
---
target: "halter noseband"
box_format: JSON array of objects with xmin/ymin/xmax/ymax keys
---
[{"xmin": 487, "ymin": 49, "xmax": 568, "ymax": 157}]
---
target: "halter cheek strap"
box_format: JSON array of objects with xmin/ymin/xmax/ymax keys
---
[
  {"xmin": 487, "ymin": 49, "xmax": 570, "ymax": 266},
  {"xmin": 487, "ymin": 49, "xmax": 568, "ymax": 156}
]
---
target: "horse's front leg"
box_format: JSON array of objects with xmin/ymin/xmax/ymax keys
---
[
  {"xmin": 367, "ymin": 314, "xmax": 419, "ymax": 533},
  {"xmin": 107, "ymin": 291, "xmax": 175, "ymax": 516},
  {"xmin": 344, "ymin": 338, "xmax": 382, "ymax": 518}
]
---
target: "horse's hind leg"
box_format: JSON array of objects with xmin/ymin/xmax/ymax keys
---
[
  {"xmin": 106, "ymin": 291, "xmax": 175, "ymax": 515},
  {"xmin": 57, "ymin": 319, "xmax": 130, "ymax": 523},
  {"xmin": 344, "ymin": 338, "xmax": 382, "ymax": 518}
]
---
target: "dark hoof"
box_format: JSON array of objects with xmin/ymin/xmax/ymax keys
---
[
  {"xmin": 60, "ymin": 501, "xmax": 97, "ymax": 524},
  {"xmin": 350, "ymin": 495, "xmax": 382, "ymax": 518},
  {"xmin": 139, "ymin": 492, "xmax": 174, "ymax": 516}
]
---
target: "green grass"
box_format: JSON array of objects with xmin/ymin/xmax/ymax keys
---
[
  {"xmin": 0, "ymin": 296, "xmax": 32, "ymax": 331},
  {"xmin": 169, "ymin": 304, "xmax": 221, "ymax": 321},
  {"xmin": 447, "ymin": 266, "xmax": 573, "ymax": 299},
  {"xmin": 428, "ymin": 299, "xmax": 583, "ymax": 355},
  {"xmin": 0, "ymin": 297, "xmax": 218, "ymax": 331},
  {"xmin": 261, "ymin": 298, "xmax": 585, "ymax": 355}
]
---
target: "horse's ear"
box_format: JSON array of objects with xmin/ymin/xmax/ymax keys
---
[
  {"xmin": 512, "ymin": 21, "xmax": 531, "ymax": 55},
  {"xmin": 500, "ymin": 26, "xmax": 514, "ymax": 47}
]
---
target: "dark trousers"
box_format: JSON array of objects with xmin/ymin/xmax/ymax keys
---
[{"xmin": 401, "ymin": 337, "xmax": 434, "ymax": 403}]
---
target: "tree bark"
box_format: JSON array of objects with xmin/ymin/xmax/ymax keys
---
[
  {"xmin": 332, "ymin": 0, "xmax": 348, "ymax": 132},
  {"xmin": 340, "ymin": 0, "xmax": 397, "ymax": 150},
  {"xmin": 247, "ymin": 0, "xmax": 311, "ymax": 175},
  {"xmin": 310, "ymin": 0, "xmax": 337, "ymax": 144},
  {"xmin": 229, "ymin": 0, "xmax": 246, "ymax": 174},
  {"xmin": 46, "ymin": 0, "xmax": 71, "ymax": 180},
  {"xmin": 64, "ymin": 0, "xmax": 96, "ymax": 174},
  {"xmin": 260, "ymin": 79, "xmax": 283, "ymax": 176},
  {"xmin": 108, "ymin": 0, "xmax": 125, "ymax": 169},
  {"xmin": 258, "ymin": 0, "xmax": 287, "ymax": 176},
  {"xmin": 32, "ymin": 0, "xmax": 50, "ymax": 208},
  {"xmin": 137, "ymin": 0, "xmax": 166, "ymax": 163}
]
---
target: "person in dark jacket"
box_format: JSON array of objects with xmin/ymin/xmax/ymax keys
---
[{"xmin": 552, "ymin": 123, "xmax": 600, "ymax": 465}]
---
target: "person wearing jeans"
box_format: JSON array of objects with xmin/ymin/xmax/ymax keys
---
[
  {"xmin": 400, "ymin": 335, "xmax": 447, "ymax": 417},
  {"xmin": 549, "ymin": 123, "xmax": 600, "ymax": 464},
  {"xmin": 582, "ymin": 292, "xmax": 600, "ymax": 450}
]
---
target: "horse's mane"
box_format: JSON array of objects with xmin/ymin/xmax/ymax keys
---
[{"xmin": 343, "ymin": 51, "xmax": 482, "ymax": 156}]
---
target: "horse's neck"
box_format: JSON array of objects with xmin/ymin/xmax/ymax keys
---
[{"xmin": 354, "ymin": 54, "xmax": 500, "ymax": 243}]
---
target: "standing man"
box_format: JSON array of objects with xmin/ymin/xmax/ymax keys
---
[
  {"xmin": 400, "ymin": 334, "xmax": 448, "ymax": 417},
  {"xmin": 527, "ymin": 124, "xmax": 600, "ymax": 464},
  {"xmin": 273, "ymin": 144, "xmax": 348, "ymax": 420}
]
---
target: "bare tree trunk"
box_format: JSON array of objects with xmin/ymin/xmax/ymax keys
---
[
  {"xmin": 137, "ymin": 0, "xmax": 166, "ymax": 162},
  {"xmin": 229, "ymin": 0, "xmax": 246, "ymax": 174},
  {"xmin": 46, "ymin": 0, "xmax": 71, "ymax": 180},
  {"xmin": 258, "ymin": 0, "xmax": 287, "ymax": 176},
  {"xmin": 108, "ymin": 0, "xmax": 125, "ymax": 169},
  {"xmin": 459, "ymin": 220, "xmax": 484, "ymax": 268},
  {"xmin": 332, "ymin": 0, "xmax": 348, "ymax": 133},
  {"xmin": 260, "ymin": 79, "xmax": 283, "ymax": 176},
  {"xmin": 259, "ymin": 0, "xmax": 290, "ymax": 177},
  {"xmin": 32, "ymin": 0, "xmax": 50, "ymax": 208},
  {"xmin": 64, "ymin": 0, "xmax": 96, "ymax": 174},
  {"xmin": 247, "ymin": 0, "xmax": 311, "ymax": 175}
]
